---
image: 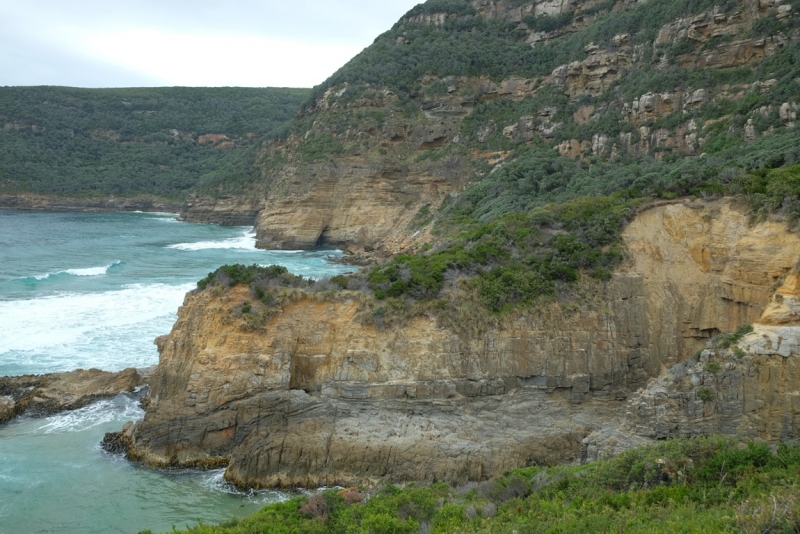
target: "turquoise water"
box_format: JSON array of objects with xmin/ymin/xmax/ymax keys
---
[{"xmin": 0, "ymin": 210, "xmax": 351, "ymax": 534}]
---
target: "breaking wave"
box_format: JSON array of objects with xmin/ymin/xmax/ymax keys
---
[
  {"xmin": 25, "ymin": 261, "xmax": 122, "ymax": 281},
  {"xmin": 167, "ymin": 229, "xmax": 256, "ymax": 251}
]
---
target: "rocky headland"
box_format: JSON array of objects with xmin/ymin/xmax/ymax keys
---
[
  {"xmin": 3, "ymin": 0, "xmax": 798, "ymax": 498},
  {"xmin": 176, "ymin": 0, "xmax": 800, "ymax": 256},
  {"xmin": 108, "ymin": 199, "xmax": 800, "ymax": 488}
]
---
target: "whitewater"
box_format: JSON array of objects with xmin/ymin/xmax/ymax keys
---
[{"xmin": 0, "ymin": 210, "xmax": 351, "ymax": 533}]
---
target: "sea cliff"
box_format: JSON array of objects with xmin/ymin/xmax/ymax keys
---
[{"xmin": 114, "ymin": 199, "xmax": 800, "ymax": 488}]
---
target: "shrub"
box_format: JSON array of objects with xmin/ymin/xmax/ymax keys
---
[
  {"xmin": 697, "ymin": 389, "xmax": 714, "ymax": 402},
  {"xmin": 197, "ymin": 264, "xmax": 311, "ymax": 291},
  {"xmin": 339, "ymin": 487, "xmax": 365, "ymax": 505},
  {"xmin": 329, "ymin": 275, "xmax": 350, "ymax": 289},
  {"xmin": 299, "ymin": 493, "xmax": 329, "ymax": 519},
  {"xmin": 173, "ymin": 438, "xmax": 800, "ymax": 534}
]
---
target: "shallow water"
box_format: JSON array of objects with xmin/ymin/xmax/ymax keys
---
[{"xmin": 0, "ymin": 210, "xmax": 350, "ymax": 533}]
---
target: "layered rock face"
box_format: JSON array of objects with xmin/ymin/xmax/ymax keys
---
[
  {"xmin": 128, "ymin": 283, "xmax": 636, "ymax": 487},
  {"xmin": 179, "ymin": 196, "xmax": 264, "ymax": 227},
  {"xmin": 254, "ymin": 157, "xmax": 457, "ymax": 251},
  {"xmin": 122, "ymin": 199, "xmax": 800, "ymax": 488},
  {"xmin": 622, "ymin": 200, "xmax": 800, "ymax": 365},
  {"xmin": 585, "ymin": 274, "xmax": 800, "ymax": 461}
]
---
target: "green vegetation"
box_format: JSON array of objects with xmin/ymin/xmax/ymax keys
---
[
  {"xmin": 368, "ymin": 194, "xmax": 634, "ymax": 313},
  {"xmin": 710, "ymin": 324, "xmax": 756, "ymax": 350},
  {"xmin": 356, "ymin": 128, "xmax": 800, "ymax": 316},
  {"xmin": 155, "ymin": 437, "xmax": 800, "ymax": 533},
  {"xmin": 308, "ymin": 0, "xmax": 786, "ymax": 104},
  {"xmin": 0, "ymin": 86, "xmax": 309, "ymax": 199},
  {"xmin": 197, "ymin": 264, "xmax": 312, "ymax": 291},
  {"xmin": 697, "ymin": 389, "xmax": 715, "ymax": 402}
]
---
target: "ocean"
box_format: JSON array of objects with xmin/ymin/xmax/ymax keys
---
[{"xmin": 0, "ymin": 210, "xmax": 352, "ymax": 534}]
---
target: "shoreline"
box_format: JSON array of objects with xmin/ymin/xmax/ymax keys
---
[
  {"xmin": 0, "ymin": 193, "xmax": 184, "ymax": 215},
  {"xmin": 0, "ymin": 367, "xmax": 154, "ymax": 426}
]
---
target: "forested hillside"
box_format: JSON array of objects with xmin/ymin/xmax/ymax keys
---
[{"xmin": 0, "ymin": 87, "xmax": 309, "ymax": 199}]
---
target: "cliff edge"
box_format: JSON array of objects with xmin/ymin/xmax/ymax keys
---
[{"xmin": 116, "ymin": 199, "xmax": 800, "ymax": 488}]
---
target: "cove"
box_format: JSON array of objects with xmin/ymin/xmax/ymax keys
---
[{"xmin": 0, "ymin": 210, "xmax": 351, "ymax": 533}]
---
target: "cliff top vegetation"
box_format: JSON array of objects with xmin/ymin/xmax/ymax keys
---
[{"xmin": 202, "ymin": 162, "xmax": 800, "ymax": 324}]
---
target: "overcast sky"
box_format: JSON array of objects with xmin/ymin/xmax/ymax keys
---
[{"xmin": 0, "ymin": 1, "xmax": 422, "ymax": 88}]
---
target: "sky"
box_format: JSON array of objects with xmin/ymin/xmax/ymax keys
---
[{"xmin": 0, "ymin": 1, "xmax": 423, "ymax": 88}]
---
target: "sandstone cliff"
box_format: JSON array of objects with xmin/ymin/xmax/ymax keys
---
[
  {"xmin": 119, "ymin": 199, "xmax": 800, "ymax": 488},
  {"xmin": 584, "ymin": 272, "xmax": 800, "ymax": 462}
]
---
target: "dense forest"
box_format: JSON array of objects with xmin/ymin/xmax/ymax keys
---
[{"xmin": 0, "ymin": 86, "xmax": 309, "ymax": 199}]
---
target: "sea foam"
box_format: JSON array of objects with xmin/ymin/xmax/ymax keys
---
[
  {"xmin": 198, "ymin": 470, "xmax": 295, "ymax": 503},
  {"xmin": 167, "ymin": 229, "xmax": 256, "ymax": 251},
  {"xmin": 37, "ymin": 395, "xmax": 144, "ymax": 435},
  {"xmin": 0, "ymin": 283, "xmax": 192, "ymax": 374}
]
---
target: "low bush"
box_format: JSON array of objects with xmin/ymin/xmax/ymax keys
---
[
  {"xmin": 197, "ymin": 264, "xmax": 310, "ymax": 291},
  {"xmin": 697, "ymin": 388, "xmax": 715, "ymax": 402}
]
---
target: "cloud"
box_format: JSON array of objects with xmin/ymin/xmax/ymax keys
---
[
  {"xmin": 73, "ymin": 29, "xmax": 363, "ymax": 88},
  {"xmin": 0, "ymin": 0, "xmax": 421, "ymax": 88}
]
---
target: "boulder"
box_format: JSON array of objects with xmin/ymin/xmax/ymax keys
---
[{"xmin": 0, "ymin": 396, "xmax": 14, "ymax": 424}]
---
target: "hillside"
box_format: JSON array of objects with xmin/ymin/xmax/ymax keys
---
[
  {"xmin": 0, "ymin": 86, "xmax": 309, "ymax": 204},
  {"xmin": 198, "ymin": 0, "xmax": 800, "ymax": 253}
]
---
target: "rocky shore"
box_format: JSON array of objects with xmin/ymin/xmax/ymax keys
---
[
  {"xmin": 0, "ymin": 193, "xmax": 182, "ymax": 214},
  {"xmin": 0, "ymin": 367, "xmax": 153, "ymax": 425}
]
